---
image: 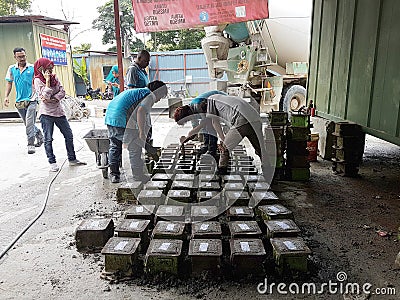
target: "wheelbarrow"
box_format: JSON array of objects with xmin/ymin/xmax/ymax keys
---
[{"xmin": 83, "ymin": 129, "xmax": 110, "ymax": 179}]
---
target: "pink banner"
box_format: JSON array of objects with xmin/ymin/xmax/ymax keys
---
[{"xmin": 132, "ymin": 0, "xmax": 269, "ymax": 33}]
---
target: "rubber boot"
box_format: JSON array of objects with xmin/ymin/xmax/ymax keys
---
[
  {"xmin": 132, "ymin": 167, "xmax": 150, "ymax": 183},
  {"xmin": 218, "ymin": 148, "xmax": 229, "ymax": 175},
  {"xmin": 110, "ymin": 164, "xmax": 120, "ymax": 183}
]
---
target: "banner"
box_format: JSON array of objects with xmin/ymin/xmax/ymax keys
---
[
  {"xmin": 40, "ymin": 34, "xmax": 67, "ymax": 66},
  {"xmin": 132, "ymin": 0, "xmax": 269, "ymax": 33}
]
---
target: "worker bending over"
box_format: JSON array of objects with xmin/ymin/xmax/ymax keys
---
[
  {"xmin": 105, "ymin": 80, "xmax": 167, "ymax": 183},
  {"xmin": 174, "ymin": 94, "xmax": 268, "ymax": 175}
]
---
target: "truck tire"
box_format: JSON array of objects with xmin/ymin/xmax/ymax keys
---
[{"xmin": 281, "ymin": 85, "xmax": 306, "ymax": 114}]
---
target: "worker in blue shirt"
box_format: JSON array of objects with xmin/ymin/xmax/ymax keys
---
[
  {"xmin": 125, "ymin": 50, "xmax": 154, "ymax": 147},
  {"xmin": 125, "ymin": 50, "xmax": 150, "ymax": 89},
  {"xmin": 104, "ymin": 65, "xmax": 120, "ymax": 98},
  {"xmin": 105, "ymin": 80, "xmax": 168, "ymax": 183},
  {"xmin": 4, "ymin": 47, "xmax": 43, "ymax": 154}
]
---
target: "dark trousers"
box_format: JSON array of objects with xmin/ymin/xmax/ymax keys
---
[
  {"xmin": 202, "ymin": 133, "xmax": 218, "ymax": 155},
  {"xmin": 40, "ymin": 114, "xmax": 76, "ymax": 164},
  {"xmin": 107, "ymin": 125, "xmax": 144, "ymax": 176}
]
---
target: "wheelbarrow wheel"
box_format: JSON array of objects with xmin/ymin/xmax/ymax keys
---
[{"xmin": 100, "ymin": 152, "xmax": 108, "ymax": 179}]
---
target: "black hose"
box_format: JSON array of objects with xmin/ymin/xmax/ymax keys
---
[
  {"xmin": 0, "ymin": 126, "xmax": 89, "ymax": 261},
  {"xmin": 0, "ymin": 159, "xmax": 66, "ymax": 260}
]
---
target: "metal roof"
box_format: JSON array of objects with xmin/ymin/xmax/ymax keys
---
[{"xmin": 0, "ymin": 15, "xmax": 79, "ymax": 26}]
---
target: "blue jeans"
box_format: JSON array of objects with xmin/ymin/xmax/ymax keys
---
[
  {"xmin": 203, "ymin": 133, "xmax": 218, "ymax": 155},
  {"xmin": 16, "ymin": 101, "xmax": 42, "ymax": 145},
  {"xmin": 193, "ymin": 118, "xmax": 217, "ymax": 155},
  {"xmin": 107, "ymin": 126, "xmax": 144, "ymax": 176},
  {"xmin": 40, "ymin": 114, "xmax": 76, "ymax": 164}
]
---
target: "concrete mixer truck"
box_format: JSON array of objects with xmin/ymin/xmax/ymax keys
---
[{"xmin": 202, "ymin": 19, "xmax": 309, "ymax": 113}]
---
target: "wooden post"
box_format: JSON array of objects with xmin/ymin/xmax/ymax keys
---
[{"xmin": 114, "ymin": 0, "xmax": 124, "ymax": 92}]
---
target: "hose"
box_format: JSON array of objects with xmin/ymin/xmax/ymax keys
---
[
  {"xmin": 0, "ymin": 124, "xmax": 90, "ymax": 261},
  {"xmin": 0, "ymin": 159, "xmax": 66, "ymax": 260}
]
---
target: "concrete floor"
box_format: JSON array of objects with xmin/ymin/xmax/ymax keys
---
[{"xmin": 0, "ymin": 113, "xmax": 399, "ymax": 300}]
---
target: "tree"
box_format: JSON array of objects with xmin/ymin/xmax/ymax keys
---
[
  {"xmin": 147, "ymin": 29, "xmax": 205, "ymax": 51},
  {"xmin": 106, "ymin": 36, "xmax": 145, "ymax": 52},
  {"xmin": 0, "ymin": 0, "xmax": 31, "ymax": 15},
  {"xmin": 92, "ymin": 0, "xmax": 204, "ymax": 52},
  {"xmin": 73, "ymin": 43, "xmax": 91, "ymax": 54},
  {"xmin": 73, "ymin": 58, "xmax": 89, "ymax": 86},
  {"xmin": 92, "ymin": 0, "xmax": 144, "ymax": 52}
]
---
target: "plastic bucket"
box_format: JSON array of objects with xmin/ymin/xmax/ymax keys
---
[{"xmin": 307, "ymin": 133, "xmax": 319, "ymax": 162}]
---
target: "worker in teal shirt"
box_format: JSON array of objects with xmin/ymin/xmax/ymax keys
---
[
  {"xmin": 104, "ymin": 65, "xmax": 120, "ymax": 98},
  {"xmin": 125, "ymin": 50, "xmax": 150, "ymax": 89},
  {"xmin": 4, "ymin": 47, "xmax": 43, "ymax": 154},
  {"xmin": 125, "ymin": 50, "xmax": 153, "ymax": 146},
  {"xmin": 105, "ymin": 80, "xmax": 168, "ymax": 183}
]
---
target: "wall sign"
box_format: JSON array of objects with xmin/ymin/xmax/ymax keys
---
[{"xmin": 40, "ymin": 34, "xmax": 67, "ymax": 66}]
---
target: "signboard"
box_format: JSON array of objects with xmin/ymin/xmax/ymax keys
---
[
  {"xmin": 40, "ymin": 34, "xmax": 67, "ymax": 66},
  {"xmin": 132, "ymin": 0, "xmax": 269, "ymax": 33}
]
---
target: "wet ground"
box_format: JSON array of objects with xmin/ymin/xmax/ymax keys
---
[{"xmin": 0, "ymin": 114, "xmax": 399, "ymax": 300}]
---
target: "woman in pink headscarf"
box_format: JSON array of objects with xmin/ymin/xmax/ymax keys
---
[{"xmin": 33, "ymin": 58, "xmax": 86, "ymax": 172}]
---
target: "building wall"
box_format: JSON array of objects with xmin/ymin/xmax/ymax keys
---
[
  {"xmin": 32, "ymin": 24, "xmax": 75, "ymax": 98},
  {"xmin": 85, "ymin": 55, "xmax": 131, "ymax": 94},
  {"xmin": 75, "ymin": 49, "xmax": 215, "ymax": 98},
  {"xmin": 308, "ymin": 0, "xmax": 400, "ymax": 145},
  {"xmin": 149, "ymin": 49, "xmax": 212, "ymax": 97},
  {"xmin": 0, "ymin": 22, "xmax": 75, "ymax": 112}
]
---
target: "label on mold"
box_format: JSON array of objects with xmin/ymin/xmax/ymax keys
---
[
  {"xmin": 235, "ymin": 208, "xmax": 245, "ymax": 214},
  {"xmin": 283, "ymin": 241, "xmax": 298, "ymax": 250},
  {"xmin": 200, "ymin": 208, "xmax": 209, "ymax": 214},
  {"xmin": 114, "ymin": 241, "xmax": 129, "ymax": 251},
  {"xmin": 166, "ymin": 223, "xmax": 175, "ymax": 231},
  {"xmin": 276, "ymin": 221, "xmax": 290, "ymax": 229},
  {"xmin": 268, "ymin": 206, "xmax": 281, "ymax": 213},
  {"xmin": 90, "ymin": 220, "xmax": 100, "ymax": 228},
  {"xmin": 200, "ymin": 223, "xmax": 209, "ymax": 231},
  {"xmin": 240, "ymin": 241, "xmax": 251, "ymax": 252},
  {"xmin": 129, "ymin": 221, "xmax": 140, "ymax": 229},
  {"xmin": 199, "ymin": 243, "xmax": 209, "ymax": 252},
  {"xmin": 159, "ymin": 242, "xmax": 171, "ymax": 251},
  {"xmin": 238, "ymin": 223, "xmax": 250, "ymax": 230}
]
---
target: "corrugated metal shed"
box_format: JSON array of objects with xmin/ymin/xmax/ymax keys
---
[
  {"xmin": 74, "ymin": 49, "xmax": 214, "ymax": 98},
  {"xmin": 0, "ymin": 15, "xmax": 77, "ymax": 113},
  {"xmin": 149, "ymin": 49, "xmax": 211, "ymax": 97},
  {"xmin": 308, "ymin": 0, "xmax": 400, "ymax": 145},
  {"xmin": 72, "ymin": 54, "xmax": 131, "ymax": 95}
]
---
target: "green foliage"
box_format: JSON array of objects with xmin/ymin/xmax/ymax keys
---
[
  {"xmin": 148, "ymin": 29, "xmax": 205, "ymax": 51},
  {"xmin": 92, "ymin": 0, "xmax": 204, "ymax": 52},
  {"xmin": 73, "ymin": 43, "xmax": 91, "ymax": 54},
  {"xmin": 73, "ymin": 58, "xmax": 89, "ymax": 86},
  {"xmin": 0, "ymin": 0, "xmax": 31, "ymax": 15},
  {"xmin": 92, "ymin": 0, "xmax": 137, "ymax": 50}
]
